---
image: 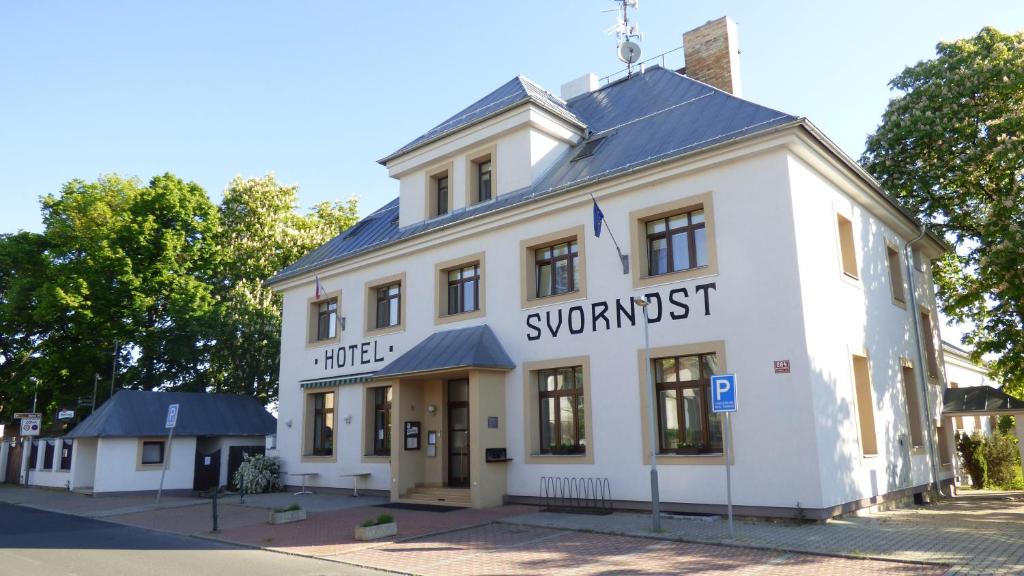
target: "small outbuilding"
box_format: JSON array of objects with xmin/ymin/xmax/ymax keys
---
[{"xmin": 50, "ymin": 390, "xmax": 276, "ymax": 494}]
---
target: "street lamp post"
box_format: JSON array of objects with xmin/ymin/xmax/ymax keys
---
[{"xmin": 635, "ymin": 297, "xmax": 661, "ymax": 532}]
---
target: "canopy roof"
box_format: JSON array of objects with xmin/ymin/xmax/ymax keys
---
[
  {"xmin": 943, "ymin": 386, "xmax": 1024, "ymax": 416},
  {"xmin": 375, "ymin": 325, "xmax": 515, "ymax": 379}
]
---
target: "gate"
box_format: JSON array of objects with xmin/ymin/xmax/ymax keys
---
[
  {"xmin": 5, "ymin": 441, "xmax": 23, "ymax": 484},
  {"xmin": 193, "ymin": 449, "xmax": 220, "ymax": 492},
  {"xmin": 227, "ymin": 445, "xmax": 264, "ymax": 489}
]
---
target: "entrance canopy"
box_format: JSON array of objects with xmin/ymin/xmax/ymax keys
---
[
  {"xmin": 942, "ymin": 385, "xmax": 1024, "ymax": 417},
  {"xmin": 376, "ymin": 324, "xmax": 515, "ymax": 379}
]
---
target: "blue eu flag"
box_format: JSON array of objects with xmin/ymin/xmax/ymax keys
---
[{"xmin": 593, "ymin": 200, "xmax": 604, "ymax": 238}]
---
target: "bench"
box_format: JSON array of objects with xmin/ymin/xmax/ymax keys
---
[
  {"xmin": 289, "ymin": 472, "xmax": 319, "ymax": 495},
  {"xmin": 339, "ymin": 472, "xmax": 372, "ymax": 497}
]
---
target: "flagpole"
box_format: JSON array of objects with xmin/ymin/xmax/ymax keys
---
[{"xmin": 590, "ymin": 194, "xmax": 629, "ymax": 274}]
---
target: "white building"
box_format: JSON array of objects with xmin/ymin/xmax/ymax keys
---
[
  {"xmin": 21, "ymin": 390, "xmax": 276, "ymax": 494},
  {"xmin": 267, "ymin": 18, "xmax": 956, "ymax": 519}
]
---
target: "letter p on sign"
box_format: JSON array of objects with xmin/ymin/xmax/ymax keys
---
[{"xmin": 711, "ymin": 374, "xmax": 737, "ymax": 413}]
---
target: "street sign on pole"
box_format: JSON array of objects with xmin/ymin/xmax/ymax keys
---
[
  {"xmin": 156, "ymin": 404, "xmax": 180, "ymax": 504},
  {"xmin": 13, "ymin": 413, "xmax": 41, "ymax": 420},
  {"xmin": 165, "ymin": 404, "xmax": 180, "ymax": 429},
  {"xmin": 20, "ymin": 418, "xmax": 41, "ymax": 437},
  {"xmin": 710, "ymin": 373, "xmax": 737, "ymax": 539},
  {"xmin": 711, "ymin": 374, "xmax": 737, "ymax": 413}
]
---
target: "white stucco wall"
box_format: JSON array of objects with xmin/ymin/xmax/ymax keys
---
[
  {"xmin": 788, "ymin": 153, "xmax": 947, "ymax": 509},
  {"xmin": 71, "ymin": 438, "xmax": 98, "ymax": 489},
  {"xmin": 93, "ymin": 436, "xmax": 196, "ymax": 493},
  {"xmin": 274, "ymin": 127, "xmax": 947, "ymax": 513}
]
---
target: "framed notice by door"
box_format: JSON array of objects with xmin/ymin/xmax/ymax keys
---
[{"xmin": 404, "ymin": 421, "xmax": 421, "ymax": 450}]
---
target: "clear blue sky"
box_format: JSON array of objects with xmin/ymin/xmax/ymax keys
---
[{"xmin": 2, "ymin": 0, "xmax": 1022, "ymax": 237}]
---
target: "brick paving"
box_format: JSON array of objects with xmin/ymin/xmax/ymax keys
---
[
  {"xmin": 502, "ymin": 491, "xmax": 1024, "ymax": 575},
  {"xmin": 340, "ymin": 523, "xmax": 945, "ymax": 576}
]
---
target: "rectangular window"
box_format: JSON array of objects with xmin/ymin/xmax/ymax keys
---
[
  {"xmin": 837, "ymin": 214, "xmax": 858, "ymax": 279},
  {"xmin": 141, "ymin": 441, "xmax": 165, "ymax": 465},
  {"xmin": 921, "ymin": 310, "xmax": 940, "ymax": 378},
  {"xmin": 901, "ymin": 365, "xmax": 924, "ymax": 448},
  {"xmin": 375, "ymin": 283, "xmax": 401, "ymax": 329},
  {"xmin": 29, "ymin": 440, "xmax": 38, "ymax": 469},
  {"xmin": 538, "ymin": 366, "xmax": 586, "ymax": 454},
  {"xmin": 316, "ymin": 298, "xmax": 338, "ymax": 341},
  {"xmin": 372, "ymin": 386, "xmax": 392, "ymax": 456},
  {"xmin": 436, "ymin": 175, "xmax": 449, "ymax": 216},
  {"xmin": 645, "ymin": 209, "xmax": 707, "ymax": 277},
  {"xmin": 446, "ymin": 264, "xmax": 480, "ymax": 315},
  {"xmin": 653, "ymin": 353, "xmax": 722, "ymax": 454},
  {"xmin": 535, "ymin": 240, "xmax": 579, "ymax": 298},
  {"xmin": 852, "ymin": 355, "xmax": 877, "ymax": 456},
  {"xmin": 887, "ymin": 244, "xmax": 906, "ymax": 304},
  {"xmin": 60, "ymin": 439, "xmax": 73, "ymax": 471},
  {"xmin": 311, "ymin": 391, "xmax": 335, "ymax": 456},
  {"xmin": 477, "ymin": 159, "xmax": 492, "ymax": 202},
  {"xmin": 43, "ymin": 439, "xmax": 55, "ymax": 469}
]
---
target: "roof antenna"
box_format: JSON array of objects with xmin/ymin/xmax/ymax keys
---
[{"xmin": 607, "ymin": 0, "xmax": 642, "ymax": 75}]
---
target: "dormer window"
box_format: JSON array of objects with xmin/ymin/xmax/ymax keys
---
[
  {"xmin": 477, "ymin": 159, "xmax": 492, "ymax": 202},
  {"xmin": 467, "ymin": 146, "xmax": 496, "ymax": 206},
  {"xmin": 426, "ymin": 163, "xmax": 453, "ymax": 219},
  {"xmin": 436, "ymin": 175, "xmax": 449, "ymax": 216}
]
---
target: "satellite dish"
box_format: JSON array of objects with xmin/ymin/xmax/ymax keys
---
[{"xmin": 617, "ymin": 40, "xmax": 641, "ymax": 64}]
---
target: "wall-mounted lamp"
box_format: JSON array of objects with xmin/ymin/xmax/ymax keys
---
[
  {"xmin": 344, "ymin": 414, "xmax": 352, "ymax": 424},
  {"xmin": 285, "ymin": 419, "xmax": 293, "ymax": 428},
  {"xmin": 427, "ymin": 404, "xmax": 437, "ymax": 416}
]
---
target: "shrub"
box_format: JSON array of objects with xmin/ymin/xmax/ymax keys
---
[
  {"xmin": 984, "ymin": 432, "xmax": 1021, "ymax": 489},
  {"xmin": 360, "ymin": 513, "xmax": 395, "ymax": 527},
  {"xmin": 273, "ymin": 503, "xmax": 301, "ymax": 513},
  {"xmin": 957, "ymin": 432, "xmax": 987, "ymax": 489},
  {"xmin": 232, "ymin": 453, "xmax": 282, "ymax": 494}
]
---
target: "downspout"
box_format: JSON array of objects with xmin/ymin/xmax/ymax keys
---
[{"xmin": 904, "ymin": 225, "xmax": 946, "ymax": 497}]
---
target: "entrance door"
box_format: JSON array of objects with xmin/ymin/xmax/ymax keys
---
[
  {"xmin": 4, "ymin": 441, "xmax": 23, "ymax": 484},
  {"xmin": 193, "ymin": 448, "xmax": 221, "ymax": 492},
  {"xmin": 447, "ymin": 379, "xmax": 470, "ymax": 487}
]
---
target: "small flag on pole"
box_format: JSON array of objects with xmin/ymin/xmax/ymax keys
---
[
  {"xmin": 315, "ymin": 276, "xmax": 325, "ymax": 299},
  {"xmin": 590, "ymin": 195, "xmax": 629, "ymax": 274}
]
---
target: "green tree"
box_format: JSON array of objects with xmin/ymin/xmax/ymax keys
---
[
  {"xmin": 861, "ymin": 27, "xmax": 1024, "ymax": 397},
  {"xmin": 208, "ymin": 174, "xmax": 357, "ymax": 404},
  {"xmin": 0, "ymin": 174, "xmax": 220, "ymax": 421}
]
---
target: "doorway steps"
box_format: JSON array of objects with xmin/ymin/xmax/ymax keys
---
[{"xmin": 400, "ymin": 486, "xmax": 472, "ymax": 507}]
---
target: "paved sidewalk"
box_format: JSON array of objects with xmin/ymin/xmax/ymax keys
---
[
  {"xmin": 502, "ymin": 491, "xmax": 1024, "ymax": 575},
  {"xmin": 339, "ymin": 522, "xmax": 945, "ymax": 576},
  {"xmin": 0, "ymin": 484, "xmax": 201, "ymax": 517}
]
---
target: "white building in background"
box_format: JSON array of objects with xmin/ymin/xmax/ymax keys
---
[
  {"xmin": 267, "ymin": 17, "xmax": 955, "ymax": 519},
  {"xmin": 942, "ymin": 341, "xmax": 997, "ymax": 439}
]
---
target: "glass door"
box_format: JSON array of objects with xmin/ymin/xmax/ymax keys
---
[{"xmin": 447, "ymin": 379, "xmax": 470, "ymax": 487}]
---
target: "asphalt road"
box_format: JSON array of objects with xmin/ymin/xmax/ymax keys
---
[{"xmin": 0, "ymin": 503, "xmax": 389, "ymax": 576}]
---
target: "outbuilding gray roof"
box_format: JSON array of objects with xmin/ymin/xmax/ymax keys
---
[
  {"xmin": 375, "ymin": 324, "xmax": 515, "ymax": 379},
  {"xmin": 66, "ymin": 390, "xmax": 277, "ymax": 438},
  {"xmin": 267, "ymin": 67, "xmax": 797, "ymax": 286},
  {"xmin": 943, "ymin": 386, "xmax": 1024, "ymax": 415}
]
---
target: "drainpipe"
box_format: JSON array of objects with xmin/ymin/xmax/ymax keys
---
[{"xmin": 904, "ymin": 225, "xmax": 945, "ymax": 497}]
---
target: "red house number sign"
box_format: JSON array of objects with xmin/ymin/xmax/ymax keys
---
[{"xmin": 773, "ymin": 360, "xmax": 791, "ymax": 374}]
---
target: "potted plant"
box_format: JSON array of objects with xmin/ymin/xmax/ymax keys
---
[
  {"xmin": 354, "ymin": 513, "xmax": 397, "ymax": 540},
  {"xmin": 269, "ymin": 503, "xmax": 307, "ymax": 524}
]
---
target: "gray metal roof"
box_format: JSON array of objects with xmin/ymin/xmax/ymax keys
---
[
  {"xmin": 268, "ymin": 67, "xmax": 798, "ymax": 286},
  {"xmin": 943, "ymin": 386, "xmax": 1024, "ymax": 415},
  {"xmin": 378, "ymin": 75, "xmax": 585, "ymax": 164},
  {"xmin": 375, "ymin": 324, "xmax": 515, "ymax": 379},
  {"xmin": 66, "ymin": 390, "xmax": 277, "ymax": 438}
]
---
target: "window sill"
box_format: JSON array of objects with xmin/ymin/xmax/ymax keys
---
[
  {"xmin": 305, "ymin": 337, "xmax": 342, "ymax": 351},
  {"xmin": 634, "ymin": 267, "xmax": 717, "ymax": 290},
  {"xmin": 525, "ymin": 452, "xmax": 593, "ymax": 465},
  {"xmin": 360, "ymin": 455, "xmax": 391, "ymax": 464},
  {"xmin": 365, "ymin": 324, "xmax": 404, "ymax": 338},
  {"xmin": 522, "ymin": 290, "xmax": 586, "ymax": 310},
  {"xmin": 301, "ymin": 454, "xmax": 337, "ymax": 463},
  {"xmin": 891, "ymin": 297, "xmax": 908, "ymax": 310},
  {"xmin": 435, "ymin": 308, "xmax": 485, "ymax": 326},
  {"xmin": 644, "ymin": 452, "xmax": 729, "ymax": 466}
]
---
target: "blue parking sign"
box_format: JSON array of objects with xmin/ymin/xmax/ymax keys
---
[{"xmin": 710, "ymin": 374, "xmax": 737, "ymax": 413}]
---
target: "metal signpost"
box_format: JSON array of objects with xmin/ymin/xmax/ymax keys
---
[
  {"xmin": 156, "ymin": 403, "xmax": 179, "ymax": 504},
  {"xmin": 710, "ymin": 374, "xmax": 737, "ymax": 539}
]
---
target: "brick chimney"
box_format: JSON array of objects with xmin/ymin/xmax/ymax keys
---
[{"xmin": 681, "ymin": 16, "xmax": 742, "ymax": 96}]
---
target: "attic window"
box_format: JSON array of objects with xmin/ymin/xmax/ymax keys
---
[{"xmin": 571, "ymin": 137, "xmax": 606, "ymax": 162}]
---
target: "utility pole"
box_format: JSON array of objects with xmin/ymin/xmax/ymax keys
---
[
  {"xmin": 109, "ymin": 341, "xmax": 118, "ymax": 399},
  {"xmin": 30, "ymin": 376, "xmax": 39, "ymax": 413},
  {"xmin": 92, "ymin": 374, "xmax": 99, "ymax": 413},
  {"xmin": 635, "ymin": 297, "xmax": 661, "ymax": 531}
]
